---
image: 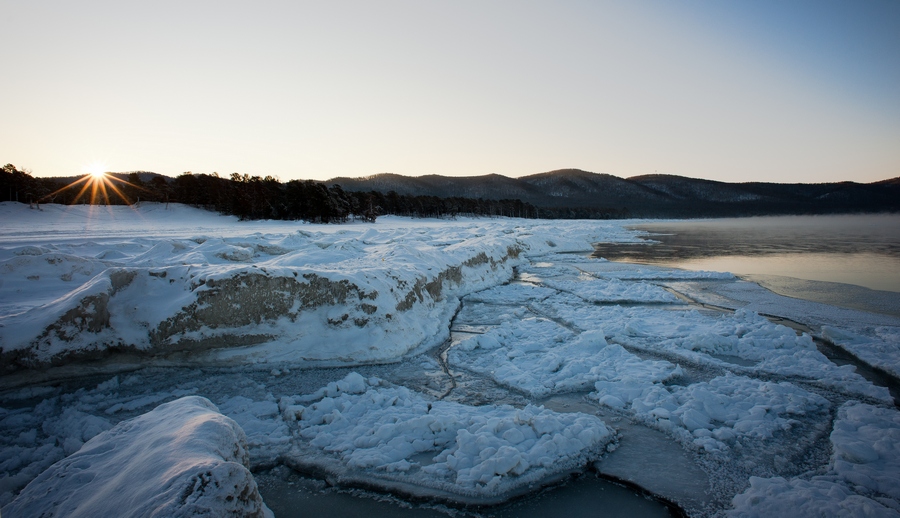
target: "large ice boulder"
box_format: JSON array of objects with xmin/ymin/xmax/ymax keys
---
[{"xmin": 2, "ymin": 396, "xmax": 271, "ymax": 517}]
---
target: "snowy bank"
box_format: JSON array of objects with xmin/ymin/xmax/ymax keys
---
[
  {"xmin": 0, "ymin": 203, "xmax": 647, "ymax": 372},
  {"xmin": 1, "ymin": 396, "xmax": 271, "ymax": 517}
]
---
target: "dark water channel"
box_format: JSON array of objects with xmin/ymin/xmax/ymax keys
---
[{"xmin": 256, "ymin": 467, "xmax": 676, "ymax": 518}]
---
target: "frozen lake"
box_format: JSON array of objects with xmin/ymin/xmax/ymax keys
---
[
  {"xmin": 2, "ymin": 204, "xmax": 898, "ymax": 517},
  {"xmin": 592, "ymin": 214, "xmax": 900, "ymax": 317}
]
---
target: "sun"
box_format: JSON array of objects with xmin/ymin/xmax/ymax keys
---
[
  {"xmin": 43, "ymin": 161, "xmax": 146, "ymax": 207},
  {"xmin": 84, "ymin": 162, "xmax": 107, "ymax": 178}
]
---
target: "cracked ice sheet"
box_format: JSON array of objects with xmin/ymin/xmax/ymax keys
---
[
  {"xmin": 821, "ymin": 326, "xmax": 900, "ymax": 381},
  {"xmin": 663, "ymin": 278, "xmax": 900, "ymax": 380},
  {"xmin": 576, "ymin": 261, "xmax": 737, "ymax": 281},
  {"xmin": 517, "ymin": 261, "xmax": 682, "ymax": 304},
  {"xmin": 600, "ymin": 373, "xmax": 832, "ymax": 453},
  {"xmin": 3, "ymin": 203, "xmax": 650, "ymax": 370},
  {"xmin": 279, "ymin": 373, "xmax": 614, "ymax": 501},
  {"xmin": 449, "ymin": 317, "xmax": 681, "ymax": 398},
  {"xmin": 729, "ymin": 402, "xmax": 900, "ymax": 516},
  {"xmin": 539, "ymin": 276, "xmax": 681, "ymax": 304},
  {"xmin": 535, "ymin": 296, "xmax": 890, "ymax": 402},
  {"xmin": 464, "ymin": 283, "xmax": 557, "ymax": 306}
]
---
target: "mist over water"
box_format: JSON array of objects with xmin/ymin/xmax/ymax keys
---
[{"xmin": 593, "ymin": 214, "xmax": 900, "ymax": 315}]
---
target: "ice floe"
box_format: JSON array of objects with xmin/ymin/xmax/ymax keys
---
[
  {"xmin": 279, "ymin": 373, "xmax": 614, "ymax": 501},
  {"xmin": 729, "ymin": 401, "xmax": 900, "ymax": 516},
  {"xmin": 610, "ymin": 373, "xmax": 831, "ymax": 453},
  {"xmin": 450, "ymin": 317, "xmax": 681, "ymax": 398}
]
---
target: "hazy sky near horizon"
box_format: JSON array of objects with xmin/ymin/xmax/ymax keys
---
[{"xmin": 3, "ymin": 1, "xmax": 899, "ymax": 183}]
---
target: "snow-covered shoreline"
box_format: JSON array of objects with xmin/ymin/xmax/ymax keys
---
[
  {"xmin": 2, "ymin": 202, "xmax": 899, "ymax": 516},
  {"xmin": 0, "ymin": 202, "xmax": 642, "ymax": 372}
]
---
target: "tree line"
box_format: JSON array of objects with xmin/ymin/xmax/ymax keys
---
[{"xmin": 4, "ymin": 164, "xmax": 590, "ymax": 222}]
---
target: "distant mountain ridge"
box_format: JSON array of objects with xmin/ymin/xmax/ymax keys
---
[
  {"xmin": 329, "ymin": 169, "xmax": 900, "ymax": 217},
  {"xmin": 25, "ymin": 167, "xmax": 900, "ymax": 218}
]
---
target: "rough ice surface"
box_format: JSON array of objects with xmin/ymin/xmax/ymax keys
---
[
  {"xmin": 663, "ymin": 277, "xmax": 900, "ymax": 381},
  {"xmin": 450, "ymin": 316, "xmax": 681, "ymax": 398},
  {"xmin": 616, "ymin": 373, "xmax": 831, "ymax": 453},
  {"xmin": 2, "ymin": 396, "xmax": 271, "ymax": 518},
  {"xmin": 1, "ymin": 203, "xmax": 642, "ymax": 370},
  {"xmin": 1, "ymin": 202, "xmax": 899, "ymax": 516},
  {"xmin": 831, "ymin": 402, "xmax": 900, "ymax": 501},
  {"xmin": 280, "ymin": 373, "xmax": 613, "ymax": 498},
  {"xmin": 540, "ymin": 302, "xmax": 890, "ymax": 402},
  {"xmin": 729, "ymin": 402, "xmax": 900, "ymax": 517}
]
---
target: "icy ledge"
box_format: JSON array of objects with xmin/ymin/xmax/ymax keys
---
[
  {"xmin": 1, "ymin": 396, "xmax": 271, "ymax": 517},
  {"xmin": 278, "ymin": 372, "xmax": 615, "ymax": 504},
  {"xmin": 1, "ymin": 237, "xmax": 524, "ymax": 371}
]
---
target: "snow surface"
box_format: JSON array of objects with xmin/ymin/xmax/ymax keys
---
[
  {"xmin": 1, "ymin": 202, "xmax": 898, "ymax": 516},
  {"xmin": 2, "ymin": 396, "xmax": 271, "ymax": 517}
]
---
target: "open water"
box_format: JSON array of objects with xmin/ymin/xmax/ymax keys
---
[{"xmin": 592, "ymin": 214, "xmax": 900, "ymax": 317}]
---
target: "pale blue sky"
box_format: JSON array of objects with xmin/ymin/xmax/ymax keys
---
[{"xmin": 2, "ymin": 1, "xmax": 898, "ymax": 183}]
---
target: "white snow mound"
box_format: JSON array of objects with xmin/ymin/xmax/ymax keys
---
[{"xmin": 1, "ymin": 396, "xmax": 271, "ymax": 518}]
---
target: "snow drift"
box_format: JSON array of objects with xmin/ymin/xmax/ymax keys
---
[{"xmin": 1, "ymin": 396, "xmax": 270, "ymax": 517}]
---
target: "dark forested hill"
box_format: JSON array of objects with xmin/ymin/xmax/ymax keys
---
[
  {"xmin": 5, "ymin": 162, "xmax": 898, "ymax": 220},
  {"xmin": 330, "ymin": 169, "xmax": 900, "ymax": 218},
  {"xmin": 329, "ymin": 173, "xmax": 546, "ymax": 201}
]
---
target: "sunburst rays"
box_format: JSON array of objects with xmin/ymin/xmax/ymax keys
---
[{"xmin": 44, "ymin": 171, "xmax": 149, "ymax": 206}]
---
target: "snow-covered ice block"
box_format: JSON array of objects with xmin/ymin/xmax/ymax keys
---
[
  {"xmin": 618, "ymin": 374, "xmax": 831, "ymax": 452},
  {"xmin": 729, "ymin": 401, "xmax": 900, "ymax": 515},
  {"xmin": 280, "ymin": 373, "xmax": 614, "ymax": 501},
  {"xmin": 450, "ymin": 317, "xmax": 681, "ymax": 398},
  {"xmin": 729, "ymin": 476, "xmax": 898, "ymax": 517},
  {"xmin": 2, "ymin": 396, "xmax": 271, "ymax": 518},
  {"xmin": 831, "ymin": 402, "xmax": 900, "ymax": 500},
  {"xmin": 0, "ymin": 220, "xmax": 529, "ymax": 370},
  {"xmin": 821, "ymin": 326, "xmax": 900, "ymax": 380}
]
